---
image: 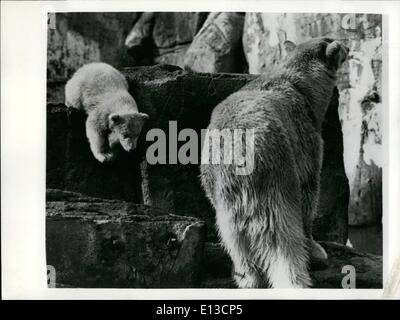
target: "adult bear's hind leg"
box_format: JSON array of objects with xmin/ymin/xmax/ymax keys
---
[
  {"xmin": 214, "ymin": 200, "xmax": 262, "ymax": 288},
  {"xmin": 301, "ymin": 177, "xmax": 328, "ymax": 260}
]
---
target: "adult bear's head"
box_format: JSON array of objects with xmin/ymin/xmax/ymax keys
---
[
  {"xmin": 279, "ymin": 37, "xmax": 349, "ymax": 127},
  {"xmin": 284, "ymin": 37, "xmax": 349, "ymax": 73}
]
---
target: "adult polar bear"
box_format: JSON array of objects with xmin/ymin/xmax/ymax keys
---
[
  {"xmin": 200, "ymin": 38, "xmax": 349, "ymax": 288},
  {"xmin": 65, "ymin": 62, "xmax": 148, "ymax": 163}
]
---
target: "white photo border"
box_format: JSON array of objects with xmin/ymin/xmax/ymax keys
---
[{"xmin": 1, "ymin": 0, "xmax": 399, "ymax": 299}]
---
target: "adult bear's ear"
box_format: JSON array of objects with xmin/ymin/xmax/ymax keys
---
[
  {"xmin": 326, "ymin": 40, "xmax": 349, "ymax": 68},
  {"xmin": 283, "ymin": 40, "xmax": 296, "ymax": 53}
]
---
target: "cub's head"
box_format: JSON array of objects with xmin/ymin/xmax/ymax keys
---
[
  {"xmin": 108, "ymin": 112, "xmax": 149, "ymax": 152},
  {"xmin": 285, "ymin": 37, "xmax": 349, "ymax": 72}
]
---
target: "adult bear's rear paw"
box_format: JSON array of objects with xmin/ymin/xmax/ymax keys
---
[{"xmin": 310, "ymin": 240, "xmax": 328, "ymax": 260}]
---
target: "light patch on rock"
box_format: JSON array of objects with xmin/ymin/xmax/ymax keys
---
[{"xmin": 340, "ymin": 36, "xmax": 382, "ymax": 186}]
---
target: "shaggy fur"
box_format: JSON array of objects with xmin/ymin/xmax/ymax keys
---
[
  {"xmin": 200, "ymin": 38, "xmax": 349, "ymax": 288},
  {"xmin": 65, "ymin": 62, "xmax": 148, "ymax": 163}
]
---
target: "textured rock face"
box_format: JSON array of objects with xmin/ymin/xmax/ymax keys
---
[
  {"xmin": 348, "ymin": 88, "xmax": 383, "ymax": 226},
  {"xmin": 46, "ymin": 189, "xmax": 205, "ymax": 288},
  {"xmin": 47, "ymin": 13, "xmax": 139, "ymax": 80},
  {"xmin": 47, "ymin": 12, "xmax": 140, "ymax": 103},
  {"xmin": 316, "ymin": 89, "xmax": 349, "ymax": 243},
  {"xmin": 310, "ymin": 241, "xmax": 382, "ymax": 288},
  {"xmin": 126, "ymin": 12, "xmax": 209, "ymax": 68},
  {"xmin": 47, "ymin": 104, "xmax": 143, "ymax": 202},
  {"xmin": 184, "ymin": 12, "xmax": 246, "ymax": 73},
  {"xmin": 152, "ymin": 13, "xmax": 207, "ymax": 51},
  {"xmin": 242, "ymin": 13, "xmax": 382, "ymax": 226},
  {"xmin": 125, "ymin": 12, "xmax": 247, "ymax": 73}
]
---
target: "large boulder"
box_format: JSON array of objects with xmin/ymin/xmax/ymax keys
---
[
  {"xmin": 125, "ymin": 12, "xmax": 209, "ymax": 68},
  {"xmin": 184, "ymin": 12, "xmax": 246, "ymax": 73},
  {"xmin": 46, "ymin": 189, "xmax": 205, "ymax": 288}
]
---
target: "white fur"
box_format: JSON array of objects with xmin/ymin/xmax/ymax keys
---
[
  {"xmin": 267, "ymin": 250, "xmax": 302, "ymax": 288},
  {"xmin": 65, "ymin": 62, "xmax": 134, "ymax": 112}
]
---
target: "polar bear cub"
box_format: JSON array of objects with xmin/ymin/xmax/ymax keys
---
[{"xmin": 65, "ymin": 62, "xmax": 148, "ymax": 163}]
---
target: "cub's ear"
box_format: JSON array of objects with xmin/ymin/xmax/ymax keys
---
[
  {"xmin": 109, "ymin": 113, "xmax": 122, "ymax": 125},
  {"xmin": 131, "ymin": 112, "xmax": 149, "ymax": 130},
  {"xmin": 283, "ymin": 40, "xmax": 296, "ymax": 53},
  {"xmin": 137, "ymin": 112, "xmax": 149, "ymax": 120},
  {"xmin": 326, "ymin": 40, "xmax": 349, "ymax": 68},
  {"xmin": 134, "ymin": 112, "xmax": 149, "ymax": 123}
]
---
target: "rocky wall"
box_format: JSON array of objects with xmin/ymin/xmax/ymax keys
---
[{"xmin": 47, "ymin": 12, "xmax": 140, "ymax": 103}]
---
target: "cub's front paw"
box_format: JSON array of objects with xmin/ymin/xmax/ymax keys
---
[
  {"xmin": 310, "ymin": 240, "xmax": 328, "ymax": 260},
  {"xmin": 94, "ymin": 152, "xmax": 116, "ymax": 163}
]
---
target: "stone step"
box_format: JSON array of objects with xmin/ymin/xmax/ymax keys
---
[{"xmin": 47, "ymin": 189, "xmax": 205, "ymax": 288}]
